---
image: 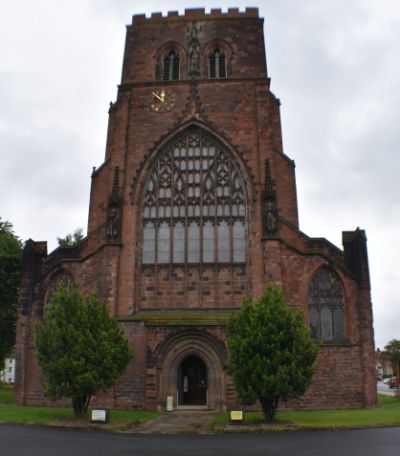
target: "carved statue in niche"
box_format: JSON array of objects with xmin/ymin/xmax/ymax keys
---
[
  {"xmin": 106, "ymin": 166, "xmax": 122, "ymax": 242},
  {"xmin": 107, "ymin": 205, "xmax": 119, "ymax": 240},
  {"xmin": 262, "ymin": 159, "xmax": 278, "ymax": 236},
  {"xmin": 189, "ymin": 44, "xmax": 200, "ymax": 75},
  {"xmin": 187, "ymin": 21, "xmax": 203, "ymax": 77},
  {"xmin": 264, "ymin": 199, "xmax": 277, "ymax": 233}
]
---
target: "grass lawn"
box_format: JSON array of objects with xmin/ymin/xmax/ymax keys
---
[
  {"xmin": 0, "ymin": 405, "xmax": 73, "ymax": 423},
  {"xmin": 0, "ymin": 384, "xmax": 14, "ymax": 404},
  {"xmin": 0, "ymin": 404, "xmax": 158, "ymax": 431},
  {"xmin": 212, "ymin": 394, "xmax": 400, "ymax": 430},
  {"xmin": 375, "ymin": 394, "xmax": 400, "ymax": 407},
  {"xmin": 3, "ymin": 386, "xmax": 399, "ymax": 432},
  {"xmin": 0, "ymin": 385, "xmax": 158, "ymax": 431}
]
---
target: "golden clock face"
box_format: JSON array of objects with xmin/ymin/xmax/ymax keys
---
[{"xmin": 149, "ymin": 89, "xmax": 178, "ymax": 114}]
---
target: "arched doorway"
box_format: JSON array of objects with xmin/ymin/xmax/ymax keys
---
[
  {"xmin": 177, "ymin": 355, "xmax": 207, "ymax": 405},
  {"xmin": 154, "ymin": 329, "xmax": 228, "ymax": 411}
]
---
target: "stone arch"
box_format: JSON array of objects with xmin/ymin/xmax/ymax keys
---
[
  {"xmin": 202, "ymin": 38, "xmax": 234, "ymax": 78},
  {"xmin": 307, "ymin": 265, "xmax": 346, "ymax": 341},
  {"xmin": 39, "ymin": 267, "xmax": 75, "ymax": 314},
  {"xmin": 132, "ymin": 123, "xmax": 255, "ymax": 306},
  {"xmin": 155, "ymin": 329, "xmax": 228, "ymax": 411},
  {"xmin": 139, "ymin": 125, "xmax": 249, "ymax": 267},
  {"xmin": 133, "ymin": 122, "xmax": 254, "ymax": 206},
  {"xmin": 154, "ymin": 40, "xmax": 186, "ymax": 81}
]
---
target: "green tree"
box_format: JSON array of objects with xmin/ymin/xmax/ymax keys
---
[
  {"xmin": 35, "ymin": 282, "xmax": 133, "ymax": 418},
  {"xmin": 225, "ymin": 281, "xmax": 320, "ymax": 423},
  {"xmin": 57, "ymin": 228, "xmax": 84, "ymax": 247},
  {"xmin": 384, "ymin": 339, "xmax": 400, "ymax": 365},
  {"xmin": 0, "ymin": 218, "xmax": 22, "ymax": 372}
]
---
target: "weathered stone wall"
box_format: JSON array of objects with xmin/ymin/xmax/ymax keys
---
[
  {"xmin": 15, "ymin": 8, "xmax": 376, "ymax": 412},
  {"xmin": 121, "ymin": 8, "xmax": 266, "ymax": 84}
]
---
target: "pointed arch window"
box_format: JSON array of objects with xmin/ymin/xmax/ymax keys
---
[
  {"xmin": 162, "ymin": 50, "xmax": 180, "ymax": 81},
  {"xmin": 209, "ymin": 47, "xmax": 227, "ymax": 78},
  {"xmin": 45, "ymin": 275, "xmax": 71, "ymax": 308},
  {"xmin": 307, "ymin": 267, "xmax": 345, "ymax": 340},
  {"xmin": 142, "ymin": 127, "xmax": 247, "ymax": 265}
]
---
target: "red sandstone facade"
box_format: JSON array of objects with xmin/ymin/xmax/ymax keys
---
[{"xmin": 15, "ymin": 8, "xmax": 376, "ymax": 412}]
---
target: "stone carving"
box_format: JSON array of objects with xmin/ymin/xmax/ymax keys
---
[
  {"xmin": 189, "ymin": 44, "xmax": 200, "ymax": 75},
  {"xmin": 108, "ymin": 101, "xmax": 118, "ymax": 113},
  {"xmin": 262, "ymin": 159, "xmax": 278, "ymax": 236},
  {"xmin": 265, "ymin": 201, "xmax": 277, "ymax": 232},
  {"xmin": 187, "ymin": 21, "xmax": 203, "ymax": 45},
  {"xmin": 106, "ymin": 166, "xmax": 122, "ymax": 242},
  {"xmin": 107, "ymin": 206, "xmax": 119, "ymax": 240},
  {"xmin": 187, "ymin": 21, "xmax": 203, "ymax": 77}
]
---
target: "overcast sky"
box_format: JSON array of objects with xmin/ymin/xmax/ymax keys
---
[{"xmin": 1, "ymin": 0, "xmax": 399, "ymax": 350}]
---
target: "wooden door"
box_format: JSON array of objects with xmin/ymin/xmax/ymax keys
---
[{"xmin": 178, "ymin": 355, "xmax": 207, "ymax": 405}]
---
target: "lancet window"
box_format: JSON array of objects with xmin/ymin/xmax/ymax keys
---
[
  {"xmin": 308, "ymin": 267, "xmax": 345, "ymax": 340},
  {"xmin": 209, "ymin": 47, "xmax": 227, "ymax": 78},
  {"xmin": 162, "ymin": 50, "xmax": 180, "ymax": 81},
  {"xmin": 142, "ymin": 128, "xmax": 247, "ymax": 265}
]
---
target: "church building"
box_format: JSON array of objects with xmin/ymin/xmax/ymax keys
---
[{"xmin": 15, "ymin": 8, "xmax": 376, "ymax": 412}]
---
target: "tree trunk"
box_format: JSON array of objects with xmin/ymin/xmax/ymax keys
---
[
  {"xmin": 72, "ymin": 394, "xmax": 92, "ymax": 418},
  {"xmin": 260, "ymin": 396, "xmax": 280, "ymax": 423}
]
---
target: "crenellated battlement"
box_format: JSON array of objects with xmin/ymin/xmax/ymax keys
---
[
  {"xmin": 15, "ymin": 6, "xmax": 376, "ymax": 416},
  {"xmin": 132, "ymin": 7, "xmax": 259, "ymax": 24}
]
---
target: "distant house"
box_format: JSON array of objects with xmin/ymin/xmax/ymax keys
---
[
  {"xmin": 1, "ymin": 357, "xmax": 15, "ymax": 384},
  {"xmin": 375, "ymin": 350, "xmax": 393, "ymax": 378}
]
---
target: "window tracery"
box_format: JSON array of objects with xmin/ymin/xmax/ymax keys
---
[
  {"xmin": 307, "ymin": 267, "xmax": 345, "ymax": 340},
  {"xmin": 142, "ymin": 128, "xmax": 246, "ymax": 266},
  {"xmin": 209, "ymin": 47, "xmax": 227, "ymax": 78},
  {"xmin": 45, "ymin": 275, "xmax": 70, "ymax": 308},
  {"xmin": 162, "ymin": 50, "xmax": 180, "ymax": 81}
]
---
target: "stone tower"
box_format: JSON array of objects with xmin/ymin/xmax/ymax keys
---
[{"xmin": 15, "ymin": 8, "xmax": 376, "ymax": 412}]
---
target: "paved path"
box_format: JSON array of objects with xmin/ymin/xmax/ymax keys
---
[{"xmin": 133, "ymin": 411, "xmax": 215, "ymax": 434}]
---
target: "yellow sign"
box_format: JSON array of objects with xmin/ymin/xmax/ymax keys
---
[
  {"xmin": 166, "ymin": 396, "xmax": 173, "ymax": 412},
  {"xmin": 230, "ymin": 411, "xmax": 243, "ymax": 421}
]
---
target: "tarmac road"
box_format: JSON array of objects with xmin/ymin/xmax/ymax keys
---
[
  {"xmin": 377, "ymin": 380, "xmax": 398, "ymax": 396},
  {"xmin": 2, "ymin": 424, "xmax": 400, "ymax": 456}
]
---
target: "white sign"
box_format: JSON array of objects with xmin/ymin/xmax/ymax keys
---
[{"xmin": 92, "ymin": 409, "xmax": 107, "ymax": 422}]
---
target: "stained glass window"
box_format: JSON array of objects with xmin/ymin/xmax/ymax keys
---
[
  {"xmin": 142, "ymin": 127, "xmax": 247, "ymax": 266},
  {"xmin": 307, "ymin": 267, "xmax": 345, "ymax": 340}
]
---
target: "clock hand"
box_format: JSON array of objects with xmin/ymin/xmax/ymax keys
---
[{"xmin": 152, "ymin": 92, "xmax": 164, "ymax": 102}]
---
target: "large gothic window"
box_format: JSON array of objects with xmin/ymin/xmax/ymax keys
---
[
  {"xmin": 142, "ymin": 128, "xmax": 246, "ymax": 265},
  {"xmin": 162, "ymin": 50, "xmax": 180, "ymax": 81},
  {"xmin": 308, "ymin": 267, "xmax": 345, "ymax": 340},
  {"xmin": 45, "ymin": 275, "xmax": 70, "ymax": 308}
]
